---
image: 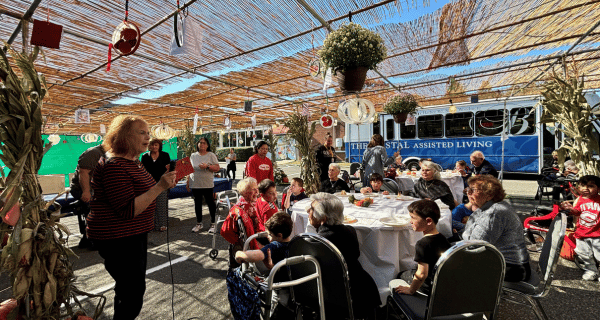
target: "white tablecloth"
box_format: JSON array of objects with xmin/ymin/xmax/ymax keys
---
[
  {"xmin": 395, "ymin": 174, "xmax": 465, "ymax": 203},
  {"xmin": 290, "ymin": 195, "xmax": 452, "ymax": 304}
]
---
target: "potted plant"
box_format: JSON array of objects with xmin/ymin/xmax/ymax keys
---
[
  {"xmin": 318, "ymin": 22, "xmax": 387, "ymax": 93},
  {"xmin": 383, "ymin": 93, "xmax": 419, "ymax": 123}
]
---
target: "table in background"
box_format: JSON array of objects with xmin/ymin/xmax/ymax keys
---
[
  {"xmin": 395, "ymin": 174, "xmax": 464, "ymax": 203},
  {"xmin": 290, "ymin": 195, "xmax": 452, "ymax": 304},
  {"xmin": 168, "ymin": 178, "xmax": 233, "ymax": 199}
]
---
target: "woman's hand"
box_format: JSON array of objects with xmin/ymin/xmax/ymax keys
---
[
  {"xmin": 199, "ymin": 163, "xmax": 208, "ymax": 170},
  {"xmin": 158, "ymin": 171, "xmax": 177, "ymax": 190},
  {"xmin": 393, "ymin": 151, "xmax": 400, "ymax": 158},
  {"xmin": 394, "ymin": 285, "xmax": 414, "ymax": 295}
]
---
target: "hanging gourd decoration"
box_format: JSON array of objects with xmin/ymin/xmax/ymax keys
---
[
  {"xmin": 81, "ymin": 133, "xmax": 101, "ymax": 143},
  {"xmin": 320, "ymin": 114, "xmax": 333, "ymax": 128},
  {"xmin": 47, "ymin": 134, "xmax": 61, "ymax": 145},
  {"xmin": 337, "ymin": 98, "xmax": 375, "ymax": 125},
  {"xmin": 151, "ymin": 123, "xmax": 176, "ymax": 140},
  {"xmin": 107, "ymin": 1, "xmax": 140, "ymax": 71}
]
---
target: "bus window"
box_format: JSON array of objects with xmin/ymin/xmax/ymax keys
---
[
  {"xmin": 418, "ymin": 115, "xmax": 443, "ymax": 138},
  {"xmin": 475, "ymin": 110, "xmax": 506, "ymax": 136},
  {"xmin": 373, "ymin": 120, "xmax": 381, "ymax": 136},
  {"xmin": 400, "ymin": 122, "xmax": 416, "ymax": 139},
  {"xmin": 386, "ymin": 119, "xmax": 395, "ymax": 140},
  {"xmin": 445, "ymin": 112, "xmax": 473, "ymax": 137},
  {"xmin": 510, "ymin": 107, "xmax": 536, "ymax": 135}
]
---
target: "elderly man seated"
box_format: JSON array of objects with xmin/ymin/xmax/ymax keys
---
[
  {"xmin": 319, "ymin": 163, "xmax": 350, "ymax": 194},
  {"xmin": 468, "ymin": 150, "xmax": 498, "ymax": 178}
]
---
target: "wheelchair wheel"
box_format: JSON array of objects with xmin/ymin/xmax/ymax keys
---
[
  {"xmin": 525, "ymin": 230, "xmax": 545, "ymax": 253},
  {"xmin": 209, "ymin": 249, "xmax": 218, "ymax": 260}
]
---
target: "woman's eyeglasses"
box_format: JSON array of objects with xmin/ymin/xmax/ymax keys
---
[{"xmin": 464, "ymin": 187, "xmax": 481, "ymax": 194}]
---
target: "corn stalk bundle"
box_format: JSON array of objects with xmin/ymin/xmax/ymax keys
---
[
  {"xmin": 0, "ymin": 45, "xmax": 104, "ymax": 319},
  {"xmin": 264, "ymin": 130, "xmax": 278, "ymax": 170},
  {"xmin": 176, "ymin": 125, "xmax": 197, "ymax": 158},
  {"xmin": 284, "ymin": 108, "xmax": 320, "ymax": 194},
  {"xmin": 539, "ymin": 70, "xmax": 600, "ymax": 176}
]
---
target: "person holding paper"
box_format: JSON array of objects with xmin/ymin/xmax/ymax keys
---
[
  {"xmin": 141, "ymin": 139, "xmax": 171, "ymax": 232},
  {"xmin": 187, "ymin": 137, "xmax": 221, "ymax": 233}
]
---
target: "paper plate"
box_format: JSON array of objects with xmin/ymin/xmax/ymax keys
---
[
  {"xmin": 343, "ymin": 215, "xmax": 358, "ymax": 224},
  {"xmin": 380, "ymin": 216, "xmax": 411, "ymax": 227},
  {"xmin": 396, "ymin": 195, "xmax": 414, "ymax": 201}
]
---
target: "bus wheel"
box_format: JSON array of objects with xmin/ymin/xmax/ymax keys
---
[{"xmin": 405, "ymin": 160, "xmax": 420, "ymax": 171}]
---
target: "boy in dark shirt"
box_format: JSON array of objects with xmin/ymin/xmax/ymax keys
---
[
  {"xmin": 360, "ymin": 172, "xmax": 390, "ymax": 195},
  {"xmin": 235, "ymin": 211, "xmax": 293, "ymax": 269},
  {"xmin": 389, "ymin": 199, "xmax": 451, "ymax": 295}
]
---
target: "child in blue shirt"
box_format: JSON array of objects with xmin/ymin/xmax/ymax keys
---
[
  {"xmin": 451, "ymin": 202, "xmax": 478, "ymax": 234},
  {"xmin": 235, "ymin": 211, "xmax": 293, "ymax": 268}
]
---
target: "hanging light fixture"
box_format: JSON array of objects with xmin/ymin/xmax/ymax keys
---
[
  {"xmin": 81, "ymin": 133, "xmax": 101, "ymax": 143},
  {"xmin": 47, "ymin": 134, "xmax": 61, "ymax": 145},
  {"xmin": 151, "ymin": 123, "xmax": 176, "ymax": 140},
  {"xmin": 448, "ymin": 99, "xmax": 457, "ymax": 114},
  {"xmin": 337, "ymin": 98, "xmax": 376, "ymax": 124}
]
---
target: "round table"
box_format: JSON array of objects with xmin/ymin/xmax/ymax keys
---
[{"xmin": 290, "ymin": 194, "xmax": 452, "ymax": 304}]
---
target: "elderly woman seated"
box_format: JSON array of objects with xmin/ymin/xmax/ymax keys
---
[
  {"xmin": 220, "ymin": 177, "xmax": 264, "ymax": 268},
  {"xmin": 319, "ymin": 163, "xmax": 350, "ymax": 194},
  {"xmin": 307, "ymin": 192, "xmax": 381, "ymax": 317},
  {"xmin": 462, "ymin": 175, "xmax": 531, "ymax": 282},
  {"xmin": 411, "ymin": 160, "xmax": 457, "ymax": 210}
]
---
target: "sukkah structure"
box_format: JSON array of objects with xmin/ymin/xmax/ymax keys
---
[{"xmin": 0, "ymin": 0, "xmax": 599, "ymax": 135}]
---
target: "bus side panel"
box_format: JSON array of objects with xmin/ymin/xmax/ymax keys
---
[
  {"xmin": 385, "ymin": 136, "xmax": 539, "ymax": 173},
  {"xmin": 346, "ymin": 141, "xmax": 368, "ymax": 163}
]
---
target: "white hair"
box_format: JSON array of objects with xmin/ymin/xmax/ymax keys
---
[
  {"xmin": 470, "ymin": 150, "xmax": 485, "ymax": 159},
  {"xmin": 236, "ymin": 177, "xmax": 257, "ymax": 195},
  {"xmin": 309, "ymin": 192, "xmax": 344, "ymax": 225},
  {"xmin": 420, "ymin": 160, "xmax": 442, "ymax": 180},
  {"xmin": 328, "ymin": 163, "xmax": 341, "ymax": 171}
]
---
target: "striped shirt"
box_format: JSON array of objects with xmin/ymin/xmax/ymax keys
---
[{"xmin": 87, "ymin": 157, "xmax": 156, "ymax": 240}]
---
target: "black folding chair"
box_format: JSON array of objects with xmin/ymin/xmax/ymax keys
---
[
  {"xmin": 288, "ymin": 233, "xmax": 355, "ymax": 320},
  {"xmin": 382, "ymin": 178, "xmax": 400, "ymax": 195},
  {"xmin": 502, "ymin": 212, "xmax": 567, "ymax": 320},
  {"xmin": 388, "ymin": 240, "xmax": 505, "ymax": 320}
]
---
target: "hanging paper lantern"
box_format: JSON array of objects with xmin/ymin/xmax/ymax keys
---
[
  {"xmin": 47, "ymin": 134, "xmax": 61, "ymax": 145},
  {"xmin": 337, "ymin": 98, "xmax": 375, "ymax": 124},
  {"xmin": 320, "ymin": 114, "xmax": 334, "ymax": 128},
  {"xmin": 81, "ymin": 133, "xmax": 101, "ymax": 143},
  {"xmin": 111, "ymin": 21, "xmax": 141, "ymax": 56},
  {"xmin": 151, "ymin": 123, "xmax": 176, "ymax": 140}
]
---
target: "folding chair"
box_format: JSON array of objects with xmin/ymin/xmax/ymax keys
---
[
  {"xmin": 349, "ymin": 162, "xmax": 361, "ymax": 187},
  {"xmin": 227, "ymin": 232, "xmax": 326, "ymax": 320},
  {"xmin": 287, "ymin": 233, "xmax": 355, "ymax": 320},
  {"xmin": 382, "ymin": 178, "xmax": 400, "ymax": 195},
  {"xmin": 535, "ymin": 180, "xmax": 555, "ymax": 204},
  {"xmin": 503, "ymin": 211, "xmax": 567, "ymax": 320},
  {"xmin": 388, "ymin": 240, "xmax": 506, "ymax": 320}
]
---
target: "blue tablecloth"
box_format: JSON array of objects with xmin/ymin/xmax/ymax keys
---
[
  {"xmin": 169, "ymin": 178, "xmax": 233, "ymax": 199},
  {"xmin": 42, "ymin": 178, "xmax": 233, "ymax": 214}
]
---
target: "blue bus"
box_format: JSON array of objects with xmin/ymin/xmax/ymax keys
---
[{"xmin": 345, "ymin": 95, "xmax": 600, "ymax": 174}]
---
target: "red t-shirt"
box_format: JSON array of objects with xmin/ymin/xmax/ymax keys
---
[
  {"xmin": 573, "ymin": 194, "xmax": 600, "ymax": 239},
  {"xmin": 246, "ymin": 154, "xmax": 274, "ymax": 182},
  {"xmin": 256, "ymin": 197, "xmax": 279, "ymax": 226}
]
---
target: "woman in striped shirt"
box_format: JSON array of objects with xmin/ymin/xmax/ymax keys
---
[{"xmin": 88, "ymin": 115, "xmax": 177, "ymax": 319}]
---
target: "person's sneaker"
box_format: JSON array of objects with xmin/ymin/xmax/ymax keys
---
[
  {"xmin": 208, "ymin": 223, "xmax": 216, "ymax": 234},
  {"xmin": 191, "ymin": 223, "xmax": 203, "ymax": 233},
  {"xmin": 582, "ymin": 271, "xmax": 598, "ymax": 281}
]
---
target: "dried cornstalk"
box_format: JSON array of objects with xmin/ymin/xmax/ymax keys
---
[
  {"xmin": 0, "ymin": 44, "xmax": 102, "ymax": 319},
  {"xmin": 284, "ymin": 107, "xmax": 320, "ymax": 194},
  {"xmin": 540, "ymin": 69, "xmax": 600, "ymax": 176}
]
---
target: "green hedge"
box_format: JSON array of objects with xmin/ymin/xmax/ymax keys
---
[{"xmin": 215, "ymin": 147, "xmax": 254, "ymax": 162}]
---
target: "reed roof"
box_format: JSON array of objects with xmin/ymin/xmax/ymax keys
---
[{"xmin": 1, "ymin": 0, "xmax": 600, "ymax": 135}]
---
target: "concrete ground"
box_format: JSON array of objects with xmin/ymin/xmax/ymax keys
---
[{"xmin": 1, "ymin": 161, "xmax": 598, "ymax": 319}]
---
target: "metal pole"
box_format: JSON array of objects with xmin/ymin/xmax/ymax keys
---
[{"xmin": 2, "ymin": 0, "xmax": 42, "ymax": 52}]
